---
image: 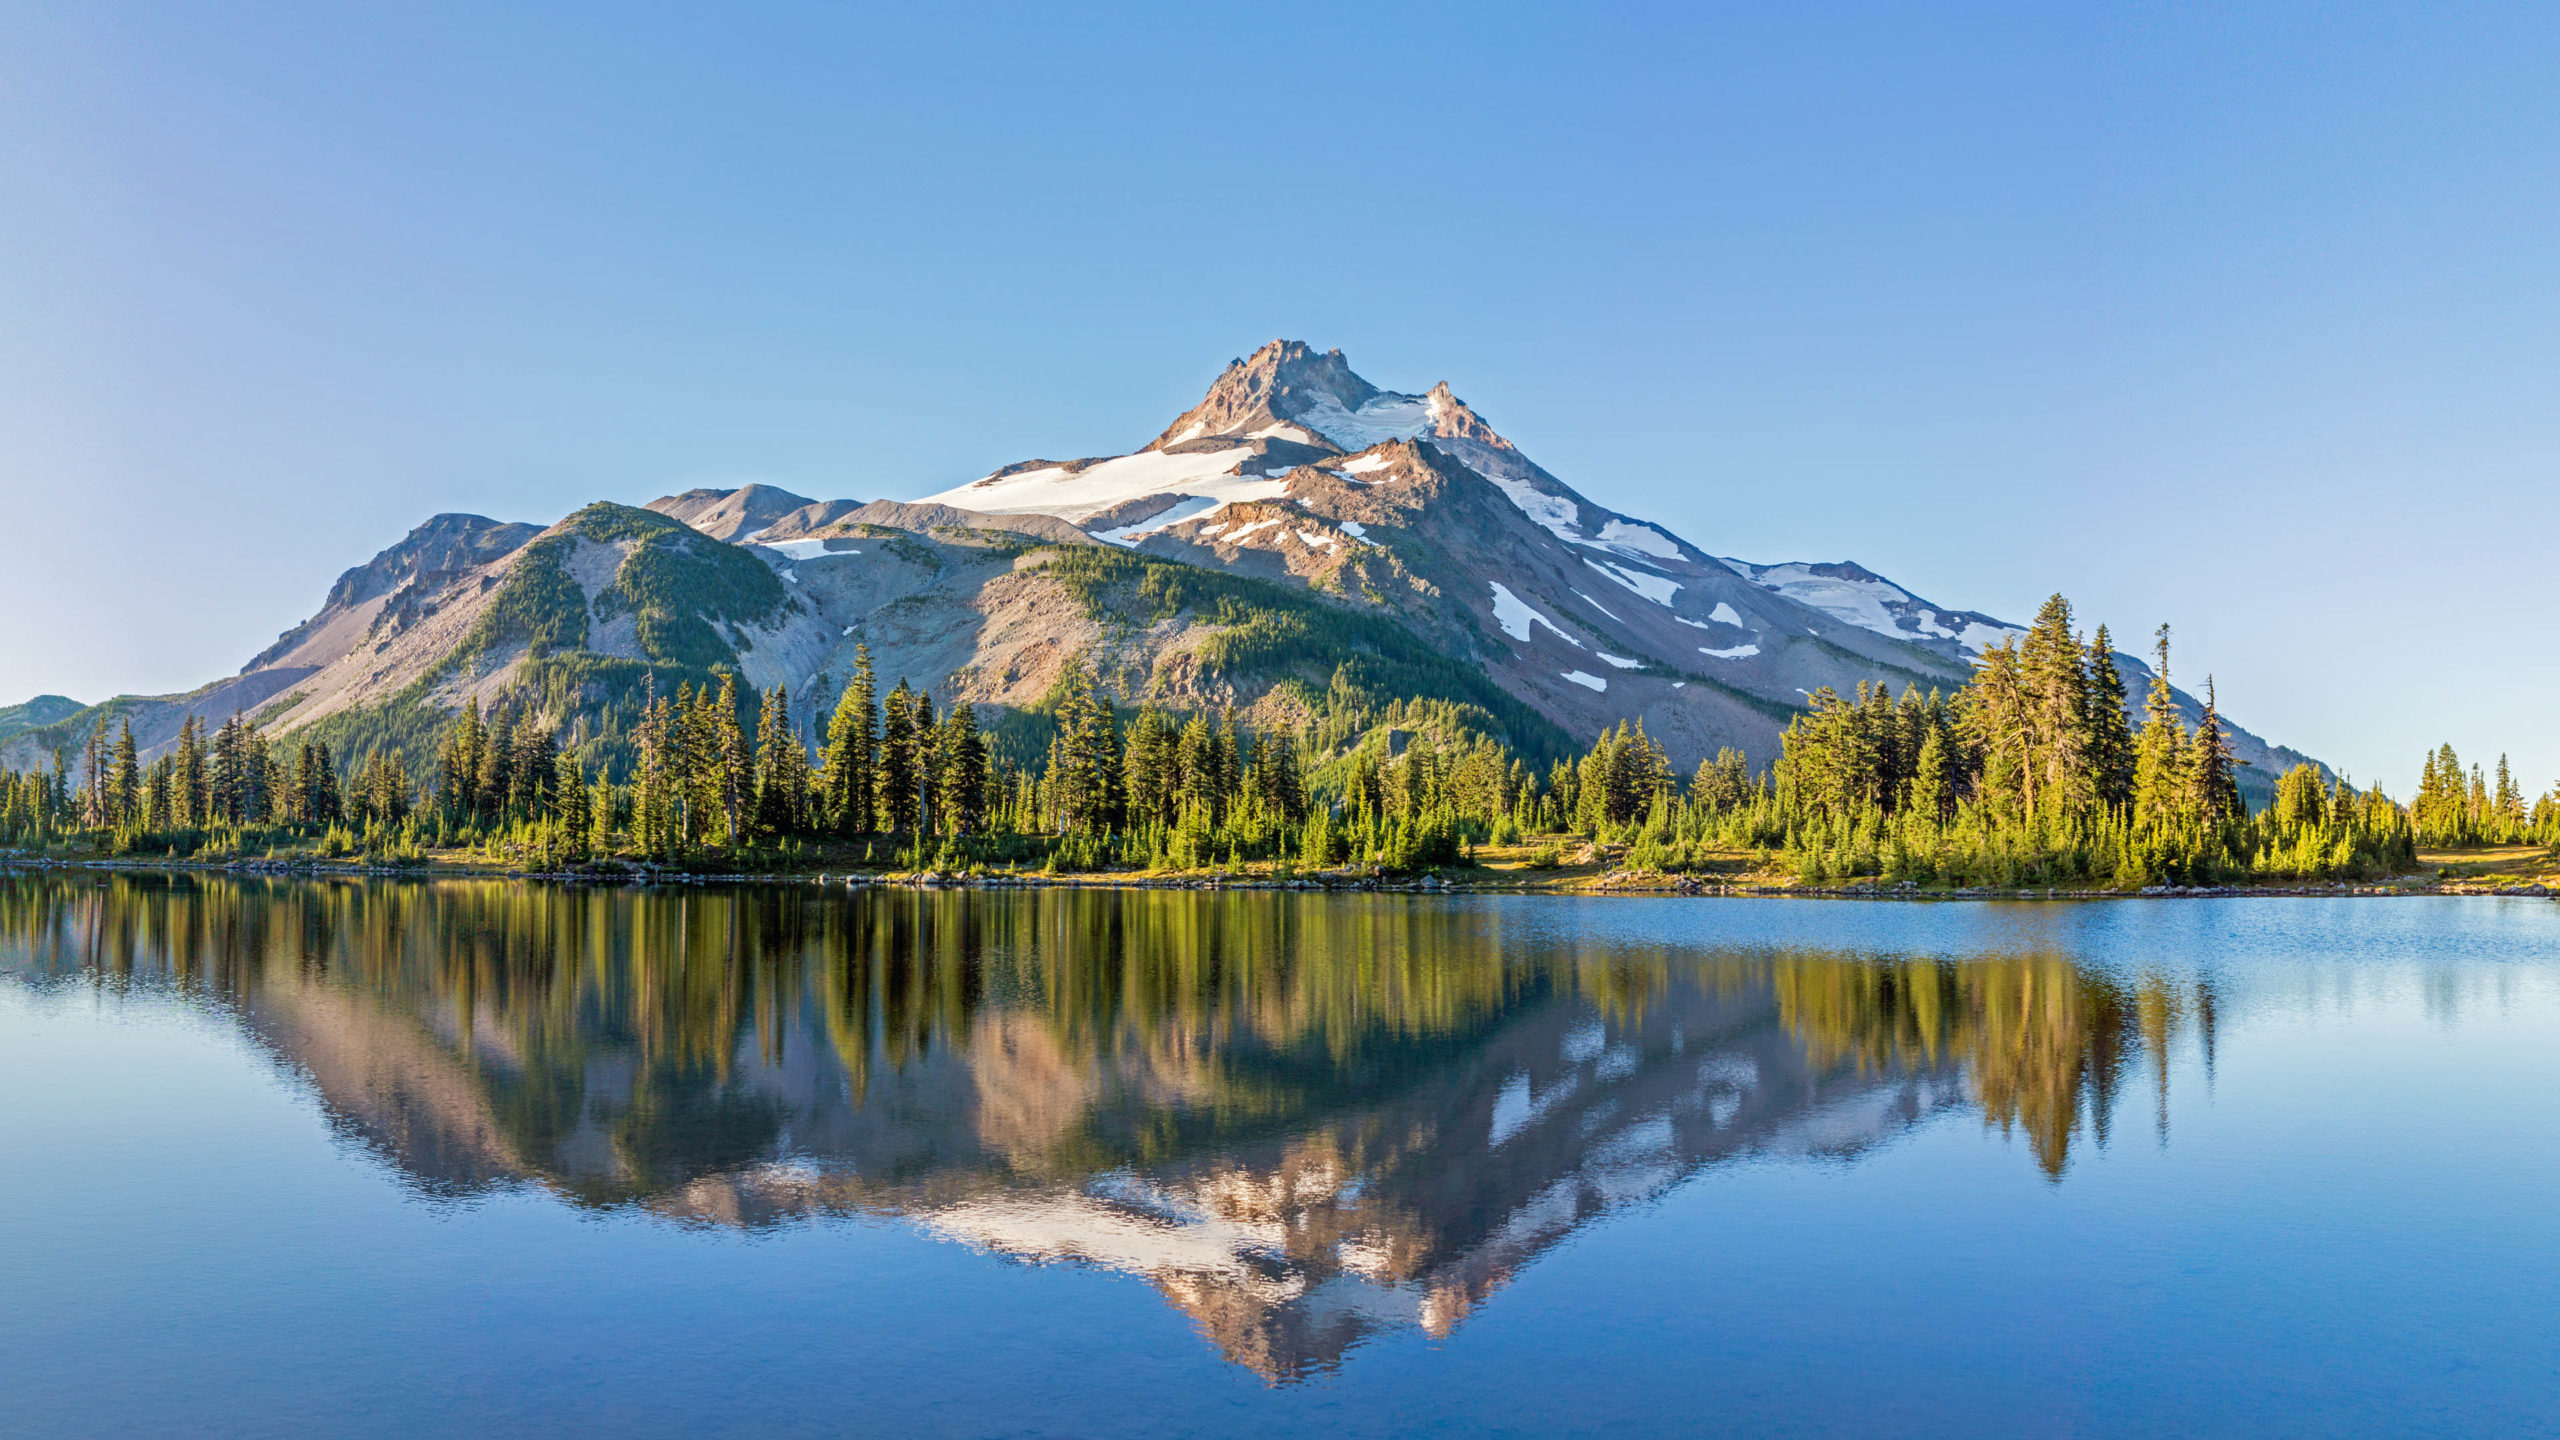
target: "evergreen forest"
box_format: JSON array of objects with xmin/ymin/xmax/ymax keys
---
[{"xmin": 4, "ymin": 596, "xmax": 2553, "ymax": 888}]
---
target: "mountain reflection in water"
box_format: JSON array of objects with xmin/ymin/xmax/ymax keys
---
[{"xmin": 0, "ymin": 875, "xmax": 2218, "ymax": 1380}]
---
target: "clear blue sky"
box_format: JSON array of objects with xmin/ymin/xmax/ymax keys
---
[{"xmin": 4, "ymin": 3, "xmax": 2553, "ymax": 795}]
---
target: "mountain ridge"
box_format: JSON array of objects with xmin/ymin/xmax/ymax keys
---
[{"xmin": 0, "ymin": 340, "xmax": 2319, "ymax": 799}]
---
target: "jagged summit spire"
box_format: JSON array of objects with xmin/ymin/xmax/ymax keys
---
[
  {"xmin": 1142, "ymin": 339, "xmax": 1518, "ymax": 459},
  {"xmin": 1145, "ymin": 340, "xmax": 1383, "ymax": 451}
]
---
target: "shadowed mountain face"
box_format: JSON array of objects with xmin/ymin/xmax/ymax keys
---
[{"xmin": 0, "ymin": 876, "xmax": 2219, "ymax": 1381}]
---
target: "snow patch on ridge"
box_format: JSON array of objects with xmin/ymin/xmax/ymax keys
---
[
  {"xmin": 1584, "ymin": 558, "xmax": 1681, "ymax": 606},
  {"xmin": 1699, "ymin": 643, "xmax": 1760, "ymax": 660},
  {"xmin": 1478, "ymin": 471, "xmax": 1583, "ymax": 542},
  {"xmin": 1718, "ymin": 557, "xmax": 2025, "ymax": 655},
  {"xmin": 1738, "ymin": 564, "xmax": 1909, "ymax": 635},
  {"xmin": 1489, "ymin": 583, "xmax": 1582, "ymax": 647},
  {"xmin": 1596, "ymin": 653, "xmax": 1641, "ymax": 669},
  {"xmin": 758, "ymin": 538, "xmax": 862, "ymax": 562},
  {"xmin": 1093, "ymin": 495, "xmax": 1223, "ymax": 546},
  {"xmin": 1561, "ymin": 670, "xmax": 1607, "ymax": 692},
  {"xmin": 1572, "ymin": 590, "xmax": 1621, "ymax": 622},
  {"xmin": 1594, "ymin": 520, "xmax": 1680, "ymax": 559},
  {"xmin": 1709, "ymin": 602, "xmax": 1744, "ymax": 627}
]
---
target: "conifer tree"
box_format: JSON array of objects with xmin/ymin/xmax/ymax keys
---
[
  {"xmin": 908, "ymin": 691, "xmax": 936, "ymax": 835},
  {"xmin": 172, "ymin": 715, "xmax": 205, "ymax": 829},
  {"xmin": 2492, "ymin": 754, "xmax": 2524, "ymax": 840},
  {"xmin": 314, "ymin": 741, "xmax": 340, "ymax": 824},
  {"xmin": 2018, "ymin": 595, "xmax": 2093, "ymax": 814},
  {"xmin": 715, "ymin": 673, "xmax": 750, "ymax": 846},
  {"xmin": 1122, "ymin": 707, "xmax": 1176, "ymax": 828},
  {"xmin": 1693, "ymin": 747, "xmax": 1752, "ymax": 813},
  {"xmin": 78, "ymin": 717, "xmax": 110, "ymax": 829},
  {"xmin": 1962, "ymin": 639, "xmax": 2028, "ymax": 815},
  {"xmin": 2272, "ymin": 763, "xmax": 2327, "ymax": 831},
  {"xmin": 2186, "ymin": 678, "xmax": 2242, "ymax": 828},
  {"xmin": 1045, "ymin": 665, "xmax": 1120, "ymax": 835},
  {"xmin": 753, "ymin": 684, "xmax": 808, "ymax": 837},
  {"xmin": 444, "ymin": 697, "xmax": 486, "ymax": 821},
  {"xmin": 510, "ymin": 716, "xmax": 555, "ymax": 819},
  {"xmin": 108, "ymin": 719, "xmax": 140, "ymax": 830},
  {"xmin": 818, "ymin": 647, "xmax": 878, "ymax": 835},
  {"xmin": 1908, "ymin": 721, "xmax": 1952, "ymax": 822},
  {"xmin": 2083, "ymin": 626, "xmax": 2135, "ymax": 812},
  {"xmin": 2131, "ymin": 625, "xmax": 2187, "ymax": 830},
  {"xmin": 588, "ymin": 770, "xmax": 615, "ymax": 856},
  {"xmin": 879, "ymin": 682, "xmax": 918, "ymax": 834},
  {"xmin": 937, "ymin": 700, "xmax": 987, "ymax": 835},
  {"xmin": 553, "ymin": 750, "xmax": 589, "ymax": 848},
  {"xmin": 209, "ymin": 714, "xmax": 243, "ymax": 824}
]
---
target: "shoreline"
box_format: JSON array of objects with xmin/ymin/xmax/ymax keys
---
[{"xmin": 1, "ymin": 854, "xmax": 2550, "ymax": 901}]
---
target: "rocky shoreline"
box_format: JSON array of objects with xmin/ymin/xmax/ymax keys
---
[{"xmin": 1, "ymin": 854, "xmax": 2551, "ymax": 900}]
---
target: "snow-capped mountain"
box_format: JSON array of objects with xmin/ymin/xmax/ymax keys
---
[
  {"xmin": 899, "ymin": 340, "xmax": 2302, "ymax": 780},
  {"xmin": 0, "ymin": 340, "xmax": 2316, "ymax": 792}
]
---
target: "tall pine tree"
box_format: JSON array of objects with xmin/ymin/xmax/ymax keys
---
[{"xmin": 818, "ymin": 646, "xmax": 878, "ymax": 835}]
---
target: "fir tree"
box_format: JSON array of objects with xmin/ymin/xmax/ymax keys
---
[
  {"xmin": 2017, "ymin": 594, "xmax": 2094, "ymax": 815},
  {"xmin": 2186, "ymin": 678, "xmax": 2243, "ymax": 828},
  {"xmin": 908, "ymin": 691, "xmax": 936, "ymax": 835},
  {"xmin": 714, "ymin": 673, "xmax": 750, "ymax": 846},
  {"xmin": 78, "ymin": 717, "xmax": 110, "ymax": 830},
  {"xmin": 879, "ymin": 682, "xmax": 918, "ymax": 834},
  {"xmin": 2131, "ymin": 625, "xmax": 2187, "ymax": 831},
  {"xmin": 553, "ymin": 750, "xmax": 589, "ymax": 849},
  {"xmin": 753, "ymin": 684, "xmax": 809, "ymax": 837},
  {"xmin": 1908, "ymin": 722, "xmax": 1952, "ymax": 822},
  {"xmin": 937, "ymin": 700, "xmax": 987, "ymax": 835},
  {"xmin": 818, "ymin": 647, "xmax": 878, "ymax": 835},
  {"xmin": 108, "ymin": 719, "xmax": 140, "ymax": 830},
  {"xmin": 2083, "ymin": 626, "xmax": 2135, "ymax": 812},
  {"xmin": 172, "ymin": 715, "xmax": 205, "ymax": 829}
]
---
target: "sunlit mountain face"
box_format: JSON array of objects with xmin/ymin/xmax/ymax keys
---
[{"xmin": 0, "ymin": 876, "xmax": 2217, "ymax": 1381}]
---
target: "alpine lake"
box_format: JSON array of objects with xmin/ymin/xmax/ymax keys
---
[{"xmin": 3, "ymin": 873, "xmax": 2556, "ymax": 1438}]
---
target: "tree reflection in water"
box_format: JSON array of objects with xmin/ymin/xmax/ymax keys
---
[{"xmin": 0, "ymin": 874, "xmax": 2218, "ymax": 1380}]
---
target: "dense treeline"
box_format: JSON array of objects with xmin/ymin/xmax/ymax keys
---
[
  {"xmin": 0, "ymin": 709, "xmax": 409, "ymax": 858},
  {"xmin": 5, "ymin": 597, "xmax": 2555, "ymax": 881},
  {"xmin": 2411, "ymin": 742, "xmax": 2553, "ymax": 847},
  {"xmin": 1751, "ymin": 602, "xmax": 2429, "ymax": 884}
]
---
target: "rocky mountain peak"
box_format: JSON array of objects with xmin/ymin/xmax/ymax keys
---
[
  {"xmin": 1423, "ymin": 382, "xmax": 1513, "ymax": 452},
  {"xmin": 232, "ymin": 512, "xmax": 541, "ymax": 677},
  {"xmin": 1146, "ymin": 340, "xmax": 1386, "ymax": 452},
  {"xmin": 644, "ymin": 484, "xmax": 820, "ymax": 542},
  {"xmin": 320, "ymin": 513, "xmax": 542, "ymax": 612}
]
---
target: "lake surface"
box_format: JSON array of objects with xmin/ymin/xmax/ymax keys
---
[{"xmin": 2, "ymin": 875, "xmax": 2556, "ymax": 1438}]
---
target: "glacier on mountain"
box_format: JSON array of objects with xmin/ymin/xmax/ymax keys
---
[
  {"xmin": 1292, "ymin": 389, "xmax": 1441, "ymax": 450},
  {"xmin": 924, "ymin": 446, "xmax": 1283, "ymax": 524}
]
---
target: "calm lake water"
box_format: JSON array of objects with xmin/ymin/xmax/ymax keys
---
[{"xmin": 2, "ymin": 875, "xmax": 2556, "ymax": 1438}]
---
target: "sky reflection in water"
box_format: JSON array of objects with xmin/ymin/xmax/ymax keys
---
[{"xmin": 2, "ymin": 875, "xmax": 2555, "ymax": 1438}]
